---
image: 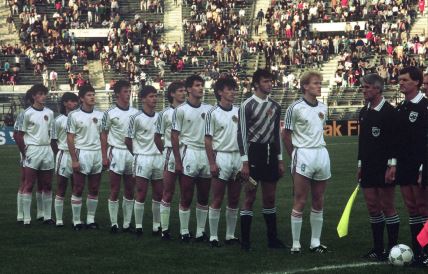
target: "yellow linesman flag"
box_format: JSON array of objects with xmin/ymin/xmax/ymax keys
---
[{"xmin": 337, "ymin": 185, "xmax": 360, "ymax": 238}]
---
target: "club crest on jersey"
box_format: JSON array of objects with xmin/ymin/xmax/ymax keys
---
[
  {"xmin": 44, "ymin": 115, "xmax": 48, "ymax": 121},
  {"xmin": 232, "ymin": 115, "xmax": 238, "ymax": 123},
  {"xmin": 266, "ymin": 108, "xmax": 273, "ymax": 117},
  {"xmin": 93, "ymin": 117, "xmax": 98, "ymax": 123},
  {"xmin": 318, "ymin": 112, "xmax": 324, "ymax": 120},
  {"xmin": 201, "ymin": 113, "xmax": 206, "ymax": 120},
  {"xmin": 409, "ymin": 111, "xmax": 418, "ymax": 123},
  {"xmin": 371, "ymin": 127, "xmax": 380, "ymax": 137}
]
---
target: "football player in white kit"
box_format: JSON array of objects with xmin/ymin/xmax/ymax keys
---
[
  {"xmin": 51, "ymin": 92, "xmax": 79, "ymax": 227},
  {"xmin": 154, "ymin": 81, "xmax": 186, "ymax": 239},
  {"xmin": 283, "ymin": 71, "xmax": 331, "ymax": 254},
  {"xmin": 67, "ymin": 84, "xmax": 104, "ymax": 230},
  {"xmin": 125, "ymin": 85, "xmax": 163, "ymax": 236},
  {"xmin": 101, "ymin": 80, "xmax": 139, "ymax": 233},
  {"xmin": 14, "ymin": 90, "xmax": 44, "ymax": 223},
  {"xmin": 205, "ymin": 76, "xmax": 241, "ymax": 247},
  {"xmin": 171, "ymin": 75, "xmax": 212, "ymax": 242},
  {"xmin": 15, "ymin": 84, "xmax": 55, "ymax": 226}
]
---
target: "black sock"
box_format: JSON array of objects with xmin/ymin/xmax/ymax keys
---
[
  {"xmin": 240, "ymin": 211, "xmax": 253, "ymax": 244},
  {"xmin": 385, "ymin": 214, "xmax": 400, "ymax": 250},
  {"xmin": 263, "ymin": 208, "xmax": 277, "ymax": 242},
  {"xmin": 370, "ymin": 214, "xmax": 385, "ymax": 253}
]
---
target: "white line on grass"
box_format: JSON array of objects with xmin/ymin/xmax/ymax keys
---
[{"xmin": 269, "ymin": 262, "xmax": 385, "ymax": 274}]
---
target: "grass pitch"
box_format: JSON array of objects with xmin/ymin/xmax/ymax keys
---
[{"xmin": 0, "ymin": 137, "xmax": 425, "ymax": 273}]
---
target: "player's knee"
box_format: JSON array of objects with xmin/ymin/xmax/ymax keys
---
[
  {"xmin": 228, "ymin": 199, "xmax": 239, "ymax": 209},
  {"xmin": 180, "ymin": 199, "xmax": 191, "ymax": 209},
  {"xmin": 88, "ymin": 189, "xmax": 99, "ymax": 197},
  {"xmin": 211, "ymin": 199, "xmax": 222, "ymax": 209},
  {"xmin": 312, "ymin": 196, "xmax": 324, "ymax": 210},
  {"xmin": 109, "ymin": 191, "xmax": 119, "ymax": 201},
  {"xmin": 293, "ymin": 199, "xmax": 306, "ymax": 212},
  {"xmin": 197, "ymin": 196, "xmax": 208, "ymax": 206}
]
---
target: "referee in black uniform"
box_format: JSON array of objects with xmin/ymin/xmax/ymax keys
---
[
  {"xmin": 357, "ymin": 73, "xmax": 399, "ymax": 261},
  {"xmin": 237, "ymin": 69, "xmax": 285, "ymax": 251},
  {"xmin": 390, "ymin": 66, "xmax": 428, "ymax": 266}
]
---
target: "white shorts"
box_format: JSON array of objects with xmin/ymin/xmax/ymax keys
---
[
  {"xmin": 24, "ymin": 145, "xmax": 54, "ymax": 170},
  {"xmin": 108, "ymin": 147, "xmax": 133, "ymax": 175},
  {"xmin": 163, "ymin": 147, "xmax": 175, "ymax": 173},
  {"xmin": 76, "ymin": 149, "xmax": 102, "ymax": 175},
  {"xmin": 216, "ymin": 151, "xmax": 242, "ymax": 181},
  {"xmin": 56, "ymin": 150, "xmax": 72, "ymax": 178},
  {"xmin": 133, "ymin": 154, "xmax": 163, "ymax": 180},
  {"xmin": 182, "ymin": 146, "xmax": 210, "ymax": 178},
  {"xmin": 291, "ymin": 147, "xmax": 331, "ymax": 181}
]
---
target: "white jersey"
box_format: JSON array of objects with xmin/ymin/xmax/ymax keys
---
[
  {"xmin": 127, "ymin": 110, "xmax": 160, "ymax": 155},
  {"xmin": 172, "ymin": 101, "xmax": 212, "ymax": 149},
  {"xmin": 52, "ymin": 114, "xmax": 69, "ymax": 151},
  {"xmin": 155, "ymin": 106, "xmax": 175, "ymax": 148},
  {"xmin": 66, "ymin": 107, "xmax": 103, "ymax": 150},
  {"xmin": 16, "ymin": 106, "xmax": 54, "ymax": 146},
  {"xmin": 102, "ymin": 105, "xmax": 138, "ymax": 149},
  {"xmin": 205, "ymin": 104, "xmax": 239, "ymax": 152},
  {"xmin": 14, "ymin": 111, "xmax": 24, "ymax": 131},
  {"xmin": 284, "ymin": 98, "xmax": 327, "ymax": 148}
]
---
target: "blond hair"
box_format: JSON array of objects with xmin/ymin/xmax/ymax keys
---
[{"xmin": 300, "ymin": 71, "xmax": 322, "ymax": 93}]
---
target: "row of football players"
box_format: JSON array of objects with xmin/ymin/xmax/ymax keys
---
[{"xmin": 14, "ymin": 70, "xmax": 331, "ymax": 252}]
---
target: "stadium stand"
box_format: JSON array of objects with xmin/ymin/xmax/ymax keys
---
[{"xmin": 0, "ymin": 0, "xmax": 427, "ymax": 125}]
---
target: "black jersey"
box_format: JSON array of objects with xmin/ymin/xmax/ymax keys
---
[
  {"xmin": 358, "ymin": 99, "xmax": 396, "ymax": 180},
  {"xmin": 395, "ymin": 93, "xmax": 428, "ymax": 186}
]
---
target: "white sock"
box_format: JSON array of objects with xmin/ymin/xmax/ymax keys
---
[
  {"xmin": 108, "ymin": 199, "xmax": 119, "ymax": 226},
  {"xmin": 152, "ymin": 200, "xmax": 161, "ymax": 231},
  {"xmin": 310, "ymin": 209, "xmax": 323, "ymax": 248},
  {"xmin": 86, "ymin": 196, "xmax": 98, "ymax": 224},
  {"xmin": 160, "ymin": 201, "xmax": 170, "ymax": 231},
  {"xmin": 179, "ymin": 208, "xmax": 190, "ymax": 235},
  {"xmin": 291, "ymin": 209, "xmax": 303, "ymax": 249},
  {"xmin": 122, "ymin": 197, "xmax": 134, "ymax": 229},
  {"xmin": 208, "ymin": 207, "xmax": 220, "ymax": 241},
  {"xmin": 42, "ymin": 191, "xmax": 52, "ymax": 220},
  {"xmin": 22, "ymin": 193, "xmax": 32, "ymax": 224},
  {"xmin": 134, "ymin": 201, "xmax": 145, "ymax": 229},
  {"xmin": 71, "ymin": 195, "xmax": 82, "ymax": 225},
  {"xmin": 196, "ymin": 204, "xmax": 208, "ymax": 237},
  {"xmin": 17, "ymin": 192, "xmax": 23, "ymax": 221},
  {"xmin": 55, "ymin": 196, "xmax": 64, "ymax": 224},
  {"xmin": 36, "ymin": 191, "xmax": 43, "ymax": 219},
  {"xmin": 225, "ymin": 207, "xmax": 238, "ymax": 240}
]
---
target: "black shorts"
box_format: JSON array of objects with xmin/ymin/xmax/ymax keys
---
[
  {"xmin": 248, "ymin": 142, "xmax": 279, "ymax": 182},
  {"xmin": 396, "ymin": 161, "xmax": 419, "ymax": 186},
  {"xmin": 360, "ymin": 165, "xmax": 395, "ymax": 188}
]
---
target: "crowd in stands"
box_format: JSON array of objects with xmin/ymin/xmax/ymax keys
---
[
  {"xmin": 331, "ymin": 0, "xmax": 428, "ymax": 89},
  {"xmin": 4, "ymin": 0, "xmax": 165, "ymax": 88},
  {"xmin": 1, "ymin": 0, "xmax": 426, "ymax": 90}
]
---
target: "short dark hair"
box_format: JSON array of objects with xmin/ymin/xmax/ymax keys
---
[
  {"xmin": 29, "ymin": 84, "xmax": 49, "ymax": 101},
  {"xmin": 214, "ymin": 76, "xmax": 238, "ymax": 101},
  {"xmin": 360, "ymin": 73, "xmax": 384, "ymax": 93},
  {"xmin": 113, "ymin": 80, "xmax": 130, "ymax": 94},
  {"xmin": 252, "ymin": 69, "xmax": 272, "ymax": 88},
  {"xmin": 399, "ymin": 66, "xmax": 423, "ymax": 88},
  {"xmin": 185, "ymin": 74, "xmax": 204, "ymax": 89},
  {"xmin": 166, "ymin": 81, "xmax": 185, "ymax": 103},
  {"xmin": 59, "ymin": 92, "xmax": 79, "ymax": 114},
  {"xmin": 139, "ymin": 85, "xmax": 157, "ymax": 98},
  {"xmin": 78, "ymin": 84, "xmax": 95, "ymax": 98}
]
